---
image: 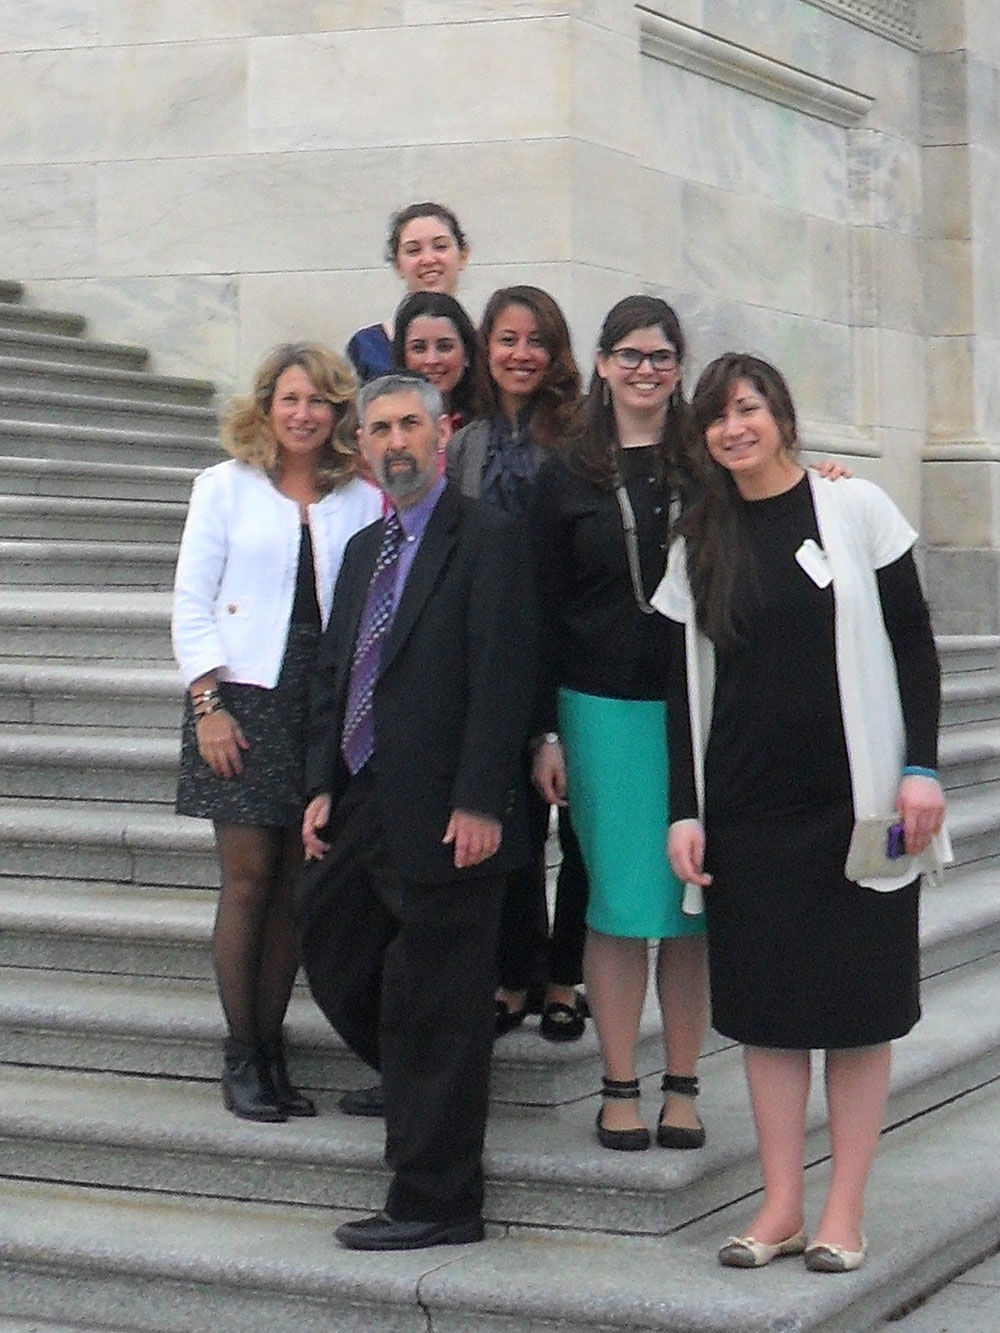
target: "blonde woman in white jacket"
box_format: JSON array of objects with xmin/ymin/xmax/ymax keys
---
[{"xmin": 172, "ymin": 344, "xmax": 381, "ymax": 1122}]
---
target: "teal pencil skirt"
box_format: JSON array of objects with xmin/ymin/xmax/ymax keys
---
[{"xmin": 558, "ymin": 687, "xmax": 704, "ymax": 940}]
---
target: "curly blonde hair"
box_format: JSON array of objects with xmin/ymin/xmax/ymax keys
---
[{"xmin": 221, "ymin": 343, "xmax": 360, "ymax": 493}]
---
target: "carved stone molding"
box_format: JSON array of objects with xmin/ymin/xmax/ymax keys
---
[
  {"xmin": 638, "ymin": 9, "xmax": 873, "ymax": 127},
  {"xmin": 802, "ymin": 1, "xmax": 921, "ymax": 51}
]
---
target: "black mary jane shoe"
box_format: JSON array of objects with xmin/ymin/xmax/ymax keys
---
[
  {"xmin": 494, "ymin": 998, "xmax": 527, "ymax": 1038},
  {"xmin": 656, "ymin": 1072, "xmax": 706, "ymax": 1149},
  {"xmin": 262, "ymin": 1036, "xmax": 317, "ymax": 1118},
  {"xmin": 596, "ymin": 1076, "xmax": 650, "ymax": 1151},
  {"xmin": 539, "ymin": 996, "xmax": 586, "ymax": 1042},
  {"xmin": 335, "ymin": 1210, "xmax": 485, "ymax": 1251}
]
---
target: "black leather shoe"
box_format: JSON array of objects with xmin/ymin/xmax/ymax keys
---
[
  {"xmin": 262, "ymin": 1035, "xmax": 317, "ymax": 1118},
  {"xmin": 338, "ymin": 1082, "xmax": 385, "ymax": 1117},
  {"xmin": 221, "ymin": 1039, "xmax": 286, "ymax": 1123},
  {"xmin": 335, "ymin": 1211, "xmax": 485, "ymax": 1251}
]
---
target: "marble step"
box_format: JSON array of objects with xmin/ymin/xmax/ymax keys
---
[
  {"xmin": 0, "ymin": 324, "xmax": 148, "ymax": 371},
  {"xmin": 0, "ymin": 291, "xmax": 85, "ymax": 337},
  {"xmin": 937, "ymin": 635, "xmax": 1000, "ymax": 675},
  {"xmin": 942, "ymin": 668, "xmax": 1000, "ymax": 727},
  {"xmin": 944, "ymin": 785, "xmax": 1000, "ymax": 867},
  {"xmin": 0, "ymin": 494, "xmax": 186, "ymax": 542},
  {"xmin": 938, "ymin": 720, "xmax": 1000, "ymax": 790},
  {"xmin": 0, "ymin": 453, "xmax": 197, "ymax": 501},
  {"xmin": 0, "ymin": 663, "xmax": 182, "ymax": 731},
  {"xmin": 0, "ymin": 589, "xmax": 172, "ymax": 663},
  {"xmin": 0, "ymin": 800, "xmax": 214, "ymax": 886},
  {"xmin": 0, "ymin": 538, "xmax": 177, "ymax": 588},
  {"xmin": 0, "ymin": 843, "xmax": 995, "ymax": 987},
  {"xmin": 0, "ymin": 879, "xmax": 215, "ymax": 978},
  {"xmin": 0, "ymin": 355, "xmax": 214, "ymax": 408},
  {"xmin": 3, "ymin": 1063, "xmax": 1000, "ymax": 1331},
  {"xmin": 0, "ymin": 386, "xmax": 218, "ymax": 436},
  {"xmin": 1, "ymin": 932, "xmax": 998, "ymax": 1171},
  {"xmin": 0, "ymin": 962, "xmax": 669, "ymax": 1109},
  {"xmin": 0, "ymin": 732, "xmax": 180, "ymax": 805},
  {"xmin": 0, "ymin": 420, "xmax": 217, "ymax": 467}
]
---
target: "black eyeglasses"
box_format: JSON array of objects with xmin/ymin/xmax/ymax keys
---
[{"xmin": 609, "ymin": 347, "xmax": 678, "ymax": 371}]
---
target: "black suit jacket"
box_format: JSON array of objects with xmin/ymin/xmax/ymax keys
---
[{"xmin": 305, "ymin": 482, "xmax": 536, "ymax": 883}]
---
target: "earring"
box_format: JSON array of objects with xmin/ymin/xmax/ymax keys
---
[{"xmin": 602, "ymin": 379, "xmax": 610, "ymax": 408}]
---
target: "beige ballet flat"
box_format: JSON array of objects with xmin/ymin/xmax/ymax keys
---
[
  {"xmin": 717, "ymin": 1228, "xmax": 807, "ymax": 1268},
  {"xmin": 804, "ymin": 1237, "xmax": 867, "ymax": 1272}
]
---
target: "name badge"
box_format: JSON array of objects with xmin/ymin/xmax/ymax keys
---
[{"xmin": 795, "ymin": 538, "xmax": 832, "ymax": 588}]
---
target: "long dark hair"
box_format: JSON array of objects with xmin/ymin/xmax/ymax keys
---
[
  {"xmin": 479, "ymin": 285, "xmax": 581, "ymax": 447},
  {"xmin": 391, "ymin": 291, "xmax": 491, "ymax": 422},
  {"xmin": 680, "ymin": 353, "xmax": 800, "ymax": 650},
  {"xmin": 564, "ymin": 295, "xmax": 690, "ymax": 491}
]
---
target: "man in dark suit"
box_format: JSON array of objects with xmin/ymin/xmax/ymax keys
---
[{"xmin": 299, "ymin": 371, "xmax": 534, "ymax": 1251}]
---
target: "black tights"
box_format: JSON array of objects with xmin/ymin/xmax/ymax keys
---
[{"xmin": 212, "ymin": 822, "xmax": 303, "ymax": 1045}]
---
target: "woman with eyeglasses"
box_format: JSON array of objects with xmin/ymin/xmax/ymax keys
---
[{"xmin": 530, "ymin": 295, "xmax": 709, "ymax": 1151}]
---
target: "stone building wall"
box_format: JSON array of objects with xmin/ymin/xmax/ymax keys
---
[{"xmin": 0, "ymin": 0, "xmax": 994, "ymax": 626}]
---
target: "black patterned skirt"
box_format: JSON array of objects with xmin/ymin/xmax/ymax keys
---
[{"xmin": 175, "ymin": 622, "xmax": 321, "ymax": 828}]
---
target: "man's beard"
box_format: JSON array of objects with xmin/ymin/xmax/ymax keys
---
[{"xmin": 377, "ymin": 452, "xmax": 436, "ymax": 502}]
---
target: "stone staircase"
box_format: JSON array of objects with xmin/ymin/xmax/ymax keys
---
[{"xmin": 0, "ymin": 277, "xmax": 999, "ymax": 1332}]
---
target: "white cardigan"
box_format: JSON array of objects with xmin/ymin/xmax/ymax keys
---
[
  {"xmin": 653, "ymin": 472, "xmax": 946, "ymax": 894},
  {"xmin": 171, "ymin": 459, "xmax": 381, "ymax": 689}
]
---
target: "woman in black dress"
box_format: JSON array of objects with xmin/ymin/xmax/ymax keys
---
[{"xmin": 662, "ymin": 354, "xmax": 946, "ymax": 1270}]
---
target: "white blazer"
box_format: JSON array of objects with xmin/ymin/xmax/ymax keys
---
[{"xmin": 171, "ymin": 459, "xmax": 381, "ymax": 689}]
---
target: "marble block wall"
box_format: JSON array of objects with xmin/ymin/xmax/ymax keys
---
[{"xmin": 0, "ymin": 0, "xmax": 993, "ymax": 627}]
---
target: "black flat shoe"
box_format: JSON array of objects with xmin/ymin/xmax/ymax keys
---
[
  {"xmin": 494, "ymin": 998, "xmax": 527, "ymax": 1037},
  {"xmin": 539, "ymin": 998, "xmax": 586, "ymax": 1042},
  {"xmin": 656, "ymin": 1072, "xmax": 706, "ymax": 1149},
  {"xmin": 596, "ymin": 1076, "xmax": 650, "ymax": 1151},
  {"xmin": 338, "ymin": 1082, "xmax": 385, "ymax": 1117},
  {"xmin": 335, "ymin": 1210, "xmax": 485, "ymax": 1251}
]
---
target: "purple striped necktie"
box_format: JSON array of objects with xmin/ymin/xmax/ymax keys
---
[{"xmin": 341, "ymin": 512, "xmax": 404, "ymax": 775}]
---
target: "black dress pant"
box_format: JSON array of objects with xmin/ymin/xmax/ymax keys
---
[
  {"xmin": 497, "ymin": 783, "xmax": 588, "ymax": 991},
  {"xmin": 298, "ymin": 770, "xmax": 503, "ymax": 1222}
]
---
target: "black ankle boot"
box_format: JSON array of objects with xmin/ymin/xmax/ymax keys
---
[
  {"xmin": 221, "ymin": 1038, "xmax": 286, "ymax": 1122},
  {"xmin": 262, "ymin": 1035, "xmax": 317, "ymax": 1118}
]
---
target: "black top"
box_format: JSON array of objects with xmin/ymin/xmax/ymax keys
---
[
  {"xmin": 530, "ymin": 447, "xmax": 676, "ymax": 730},
  {"xmin": 666, "ymin": 476, "xmax": 940, "ymax": 823},
  {"xmin": 290, "ymin": 524, "xmax": 321, "ymax": 628}
]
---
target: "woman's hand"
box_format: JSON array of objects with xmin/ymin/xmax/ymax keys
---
[
  {"xmin": 667, "ymin": 818, "xmax": 713, "ymax": 888},
  {"xmin": 532, "ymin": 737, "xmax": 567, "ymax": 806},
  {"xmin": 811, "ymin": 459, "xmax": 852, "ymax": 481},
  {"xmin": 196, "ymin": 710, "xmax": 248, "ymax": 779},
  {"xmin": 897, "ymin": 775, "xmax": 946, "ymax": 857}
]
